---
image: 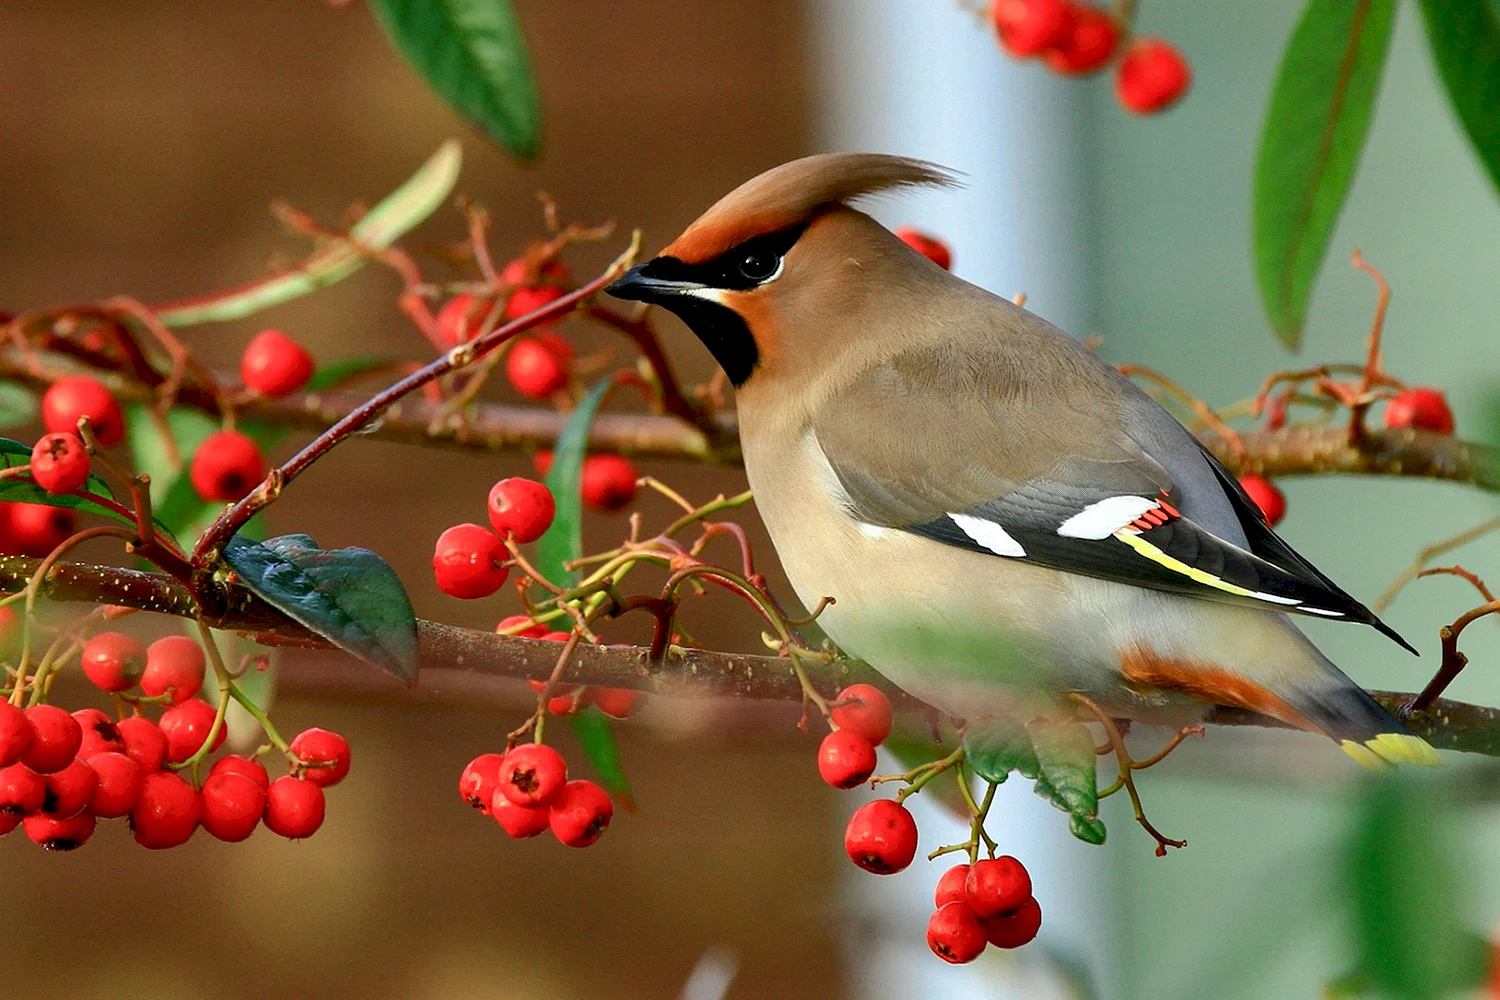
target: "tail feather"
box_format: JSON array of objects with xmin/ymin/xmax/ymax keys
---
[{"xmin": 1293, "ymin": 684, "xmax": 1442, "ymax": 770}]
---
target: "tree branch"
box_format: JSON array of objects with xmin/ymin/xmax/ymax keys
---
[{"xmin": 7, "ymin": 555, "xmax": 1497, "ymax": 756}]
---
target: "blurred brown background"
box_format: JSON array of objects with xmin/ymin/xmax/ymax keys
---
[{"xmin": 0, "ymin": 3, "xmax": 852, "ymax": 998}]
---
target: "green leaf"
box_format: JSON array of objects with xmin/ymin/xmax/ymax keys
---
[
  {"xmin": 1067, "ymin": 814, "xmax": 1107, "ymax": 845},
  {"xmin": 0, "ymin": 437, "xmax": 180, "ymax": 544},
  {"xmin": 535, "ymin": 378, "xmax": 614, "ymax": 587},
  {"xmin": 223, "ymin": 533, "xmax": 419, "ymax": 685},
  {"xmin": 963, "ymin": 715, "xmax": 1036, "ymax": 783},
  {"xmin": 155, "ymin": 141, "xmax": 462, "ymax": 327},
  {"xmin": 568, "ymin": 706, "xmax": 636, "ymax": 810},
  {"xmin": 0, "ymin": 383, "xmax": 37, "ymax": 430},
  {"xmin": 305, "ymin": 356, "xmax": 397, "ymax": 393},
  {"xmin": 1418, "ymin": 0, "xmax": 1500, "ymax": 197},
  {"xmin": 1347, "ymin": 778, "xmax": 1488, "ymax": 1000},
  {"xmin": 1027, "ymin": 719, "xmax": 1099, "ymax": 824},
  {"xmin": 884, "ymin": 725, "xmax": 968, "ymax": 820},
  {"xmin": 1253, "ymin": 0, "xmax": 1397, "ymax": 348},
  {"xmin": 368, "ymin": 0, "xmax": 543, "ymax": 161}
]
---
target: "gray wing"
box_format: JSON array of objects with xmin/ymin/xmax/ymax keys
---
[{"xmin": 813, "ymin": 337, "xmax": 1412, "ymax": 652}]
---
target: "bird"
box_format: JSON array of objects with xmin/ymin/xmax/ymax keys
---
[{"xmin": 606, "ymin": 152, "xmax": 1440, "ymax": 770}]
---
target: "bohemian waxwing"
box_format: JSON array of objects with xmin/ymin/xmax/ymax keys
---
[{"xmin": 607, "ymin": 152, "xmax": 1439, "ymax": 769}]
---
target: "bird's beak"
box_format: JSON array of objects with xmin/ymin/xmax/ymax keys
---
[{"xmin": 606, "ymin": 262, "xmax": 709, "ymax": 304}]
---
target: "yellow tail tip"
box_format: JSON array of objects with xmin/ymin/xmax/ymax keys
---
[{"xmin": 1340, "ymin": 734, "xmax": 1443, "ymax": 770}]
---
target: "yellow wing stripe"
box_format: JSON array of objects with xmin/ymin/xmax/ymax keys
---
[
  {"xmin": 1341, "ymin": 734, "xmax": 1443, "ymax": 770},
  {"xmin": 1113, "ymin": 530, "xmax": 1263, "ymax": 600}
]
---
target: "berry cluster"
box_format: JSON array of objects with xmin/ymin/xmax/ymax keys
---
[
  {"xmin": 927, "ymin": 857, "xmax": 1042, "ymax": 962},
  {"xmin": 435, "ymin": 257, "xmax": 577, "ymax": 399},
  {"xmin": 459, "ymin": 743, "xmax": 613, "ymax": 847},
  {"xmin": 1239, "ymin": 386, "xmax": 1455, "ymax": 529},
  {"xmin": 990, "ymin": 0, "xmax": 1191, "ymax": 115},
  {"xmin": 1, "ymin": 631, "xmax": 349, "ymax": 851},
  {"xmin": 814, "ymin": 683, "xmax": 1045, "ymax": 962}
]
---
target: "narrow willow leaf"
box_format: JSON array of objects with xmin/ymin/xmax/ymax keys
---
[
  {"xmin": 1418, "ymin": 0, "xmax": 1500, "ymax": 197},
  {"xmin": 155, "ymin": 141, "xmax": 462, "ymax": 327},
  {"xmin": 534, "ymin": 378, "xmax": 614, "ymax": 588},
  {"xmin": 369, "ymin": 0, "xmax": 543, "ymax": 160},
  {"xmin": 568, "ymin": 707, "xmax": 636, "ymax": 810},
  {"xmin": 1253, "ymin": 0, "xmax": 1396, "ymax": 348}
]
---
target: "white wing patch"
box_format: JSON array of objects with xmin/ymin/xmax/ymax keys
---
[
  {"xmin": 857, "ymin": 522, "xmax": 888, "ymax": 540},
  {"xmin": 949, "ymin": 512, "xmax": 1027, "ymax": 558},
  {"xmin": 1058, "ymin": 496, "xmax": 1160, "ymax": 539},
  {"xmin": 1299, "ymin": 606, "xmax": 1347, "ymax": 617}
]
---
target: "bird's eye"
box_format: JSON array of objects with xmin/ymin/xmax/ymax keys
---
[{"xmin": 738, "ymin": 251, "xmax": 780, "ymax": 282}]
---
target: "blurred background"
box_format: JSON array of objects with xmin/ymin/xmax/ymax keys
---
[{"xmin": 2, "ymin": 1, "xmax": 1498, "ymax": 998}]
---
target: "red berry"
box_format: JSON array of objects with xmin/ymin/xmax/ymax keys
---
[
  {"xmin": 499, "ymin": 743, "xmax": 567, "ymax": 808},
  {"xmin": 190, "ymin": 430, "xmax": 265, "ymax": 502},
  {"xmin": 992, "ymin": 0, "xmax": 1069, "ymax": 57},
  {"xmin": 1237, "ymin": 474, "xmax": 1286, "ymax": 528},
  {"xmin": 532, "ymin": 450, "xmax": 554, "ymax": 478},
  {"xmin": 116, "ymin": 716, "xmax": 168, "ymax": 772},
  {"xmin": 504, "ymin": 284, "xmax": 567, "ymax": 320},
  {"xmin": 580, "ymin": 454, "xmax": 639, "ymax": 512},
  {"xmin": 0, "ymin": 813, "xmax": 16, "ymax": 836},
  {"xmin": 208, "ymin": 754, "xmax": 270, "ymax": 792},
  {"xmin": 927, "ymin": 901, "xmax": 988, "ymax": 964},
  {"xmin": 81, "ymin": 631, "xmax": 147, "ymax": 693},
  {"xmin": 25, "ymin": 810, "xmax": 96, "ymax": 851},
  {"xmin": 894, "ymin": 228, "xmax": 952, "ymax": 270},
  {"xmin": 491, "ymin": 793, "xmax": 552, "ymax": 838},
  {"xmin": 818, "ymin": 730, "xmax": 877, "ymax": 789},
  {"xmin": 1045, "ymin": 3, "xmax": 1121, "ymax": 75},
  {"xmin": 935, "ymin": 863, "xmax": 971, "ymax": 908},
  {"xmin": 459, "ymin": 753, "xmax": 508, "ymax": 813},
  {"xmin": 160, "ymin": 699, "xmax": 224, "ymax": 764},
  {"xmin": 21, "ymin": 704, "xmax": 81, "ymax": 774},
  {"xmin": 435, "ymin": 294, "xmax": 494, "ymax": 348},
  {"xmin": 982, "ymin": 896, "xmax": 1042, "ymax": 948},
  {"xmin": 42, "ymin": 375, "xmax": 124, "ymax": 445},
  {"xmin": 548, "ymin": 779, "xmax": 613, "ymax": 848},
  {"xmin": 241, "ymin": 329, "xmax": 314, "ymax": 397},
  {"xmin": 130, "ymin": 770, "xmax": 202, "ymax": 849},
  {"xmin": 0, "ymin": 701, "xmax": 32, "ymax": 766},
  {"xmin": 289, "ymin": 727, "xmax": 351, "ymax": 787},
  {"xmin": 506, "ymin": 336, "xmax": 570, "ymax": 399},
  {"xmin": 547, "ymin": 693, "xmax": 580, "ymax": 716},
  {"xmin": 496, "ymin": 615, "xmax": 548, "ymax": 638},
  {"xmin": 88, "ymin": 751, "xmax": 144, "ymax": 818},
  {"xmin": 1115, "ymin": 38, "xmax": 1191, "ymax": 114},
  {"xmin": 29, "ymin": 433, "xmax": 90, "ymax": 495},
  {"xmin": 432, "ymin": 523, "xmax": 510, "ymax": 599},
  {"xmin": 0, "ymin": 501, "xmax": 74, "ymax": 557},
  {"xmin": 0, "ymin": 605, "xmax": 18, "ymax": 656},
  {"xmin": 829, "ymin": 684, "xmax": 894, "ymax": 746},
  {"xmin": 589, "ymin": 688, "xmax": 644, "ymax": 720},
  {"xmin": 0, "ymin": 763, "xmax": 45, "ymax": 815},
  {"xmin": 201, "ymin": 771, "xmax": 267, "ymax": 842},
  {"xmin": 500, "ymin": 256, "xmax": 569, "ymax": 287},
  {"xmin": 1385, "ymin": 388, "xmax": 1455, "ymax": 435},
  {"xmin": 264, "ymin": 775, "xmax": 325, "ymax": 839},
  {"xmin": 844, "ymin": 799, "xmax": 918, "ymax": 874},
  {"xmin": 141, "ymin": 635, "xmax": 206, "ymax": 703},
  {"xmin": 965, "ymin": 856, "xmax": 1033, "ymax": 918},
  {"xmin": 536, "ymin": 632, "xmax": 573, "ymax": 644},
  {"xmin": 73, "ymin": 708, "xmax": 124, "ymax": 759},
  {"xmin": 40, "ymin": 758, "xmax": 97, "ymax": 819},
  {"xmin": 488, "ymin": 477, "xmax": 556, "ymax": 543}
]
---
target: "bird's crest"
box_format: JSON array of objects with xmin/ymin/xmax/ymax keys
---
[{"xmin": 663, "ymin": 153, "xmax": 962, "ymax": 264}]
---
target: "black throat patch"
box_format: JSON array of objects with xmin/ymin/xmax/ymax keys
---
[{"xmin": 646, "ymin": 294, "xmax": 759, "ymax": 387}]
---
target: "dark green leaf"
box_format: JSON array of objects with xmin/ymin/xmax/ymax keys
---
[
  {"xmin": 1027, "ymin": 719, "xmax": 1099, "ymax": 823},
  {"xmin": 1253, "ymin": 0, "xmax": 1397, "ymax": 348},
  {"xmin": 306, "ymin": 356, "xmax": 397, "ymax": 393},
  {"xmin": 1067, "ymin": 813, "xmax": 1107, "ymax": 845},
  {"xmin": 0, "ymin": 437, "xmax": 181, "ymax": 544},
  {"xmin": 1418, "ymin": 0, "xmax": 1500, "ymax": 197},
  {"xmin": 568, "ymin": 706, "xmax": 636, "ymax": 810},
  {"xmin": 535, "ymin": 378, "xmax": 614, "ymax": 587},
  {"xmin": 963, "ymin": 715, "xmax": 1035, "ymax": 783},
  {"xmin": 1347, "ymin": 777, "xmax": 1487, "ymax": 1000},
  {"xmin": 0, "ymin": 383, "xmax": 37, "ymax": 429},
  {"xmin": 368, "ymin": 0, "xmax": 543, "ymax": 160},
  {"xmin": 223, "ymin": 533, "xmax": 419, "ymax": 685}
]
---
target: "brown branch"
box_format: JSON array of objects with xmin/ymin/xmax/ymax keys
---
[{"xmin": 6, "ymin": 554, "xmax": 1500, "ymax": 756}]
